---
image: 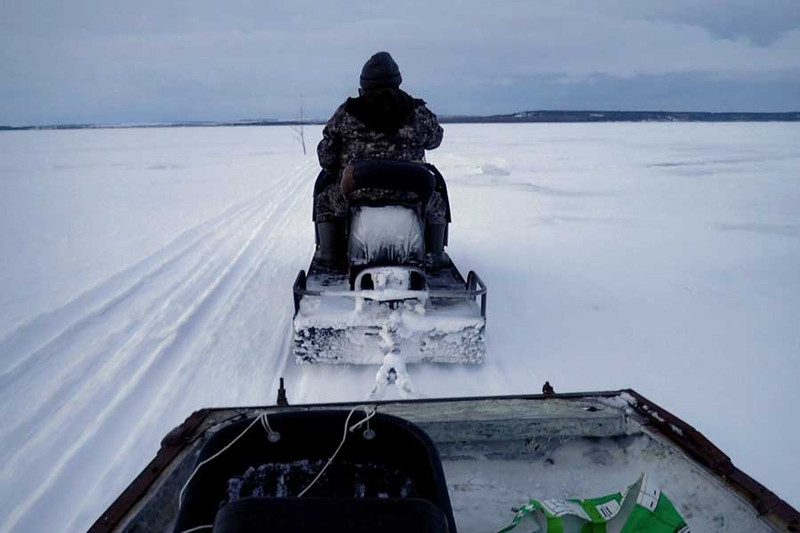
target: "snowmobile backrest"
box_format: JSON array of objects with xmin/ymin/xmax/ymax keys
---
[
  {"xmin": 174, "ymin": 410, "xmax": 456, "ymax": 533},
  {"xmin": 348, "ymin": 159, "xmax": 436, "ymax": 202}
]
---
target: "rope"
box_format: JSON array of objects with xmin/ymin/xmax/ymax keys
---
[{"xmin": 297, "ymin": 405, "xmax": 376, "ymax": 497}]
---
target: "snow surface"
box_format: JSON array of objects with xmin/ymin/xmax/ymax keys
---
[{"xmin": 1, "ymin": 122, "xmax": 799, "ymax": 531}]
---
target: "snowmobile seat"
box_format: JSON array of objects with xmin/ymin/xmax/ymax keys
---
[
  {"xmin": 345, "ymin": 159, "xmax": 436, "ymax": 204},
  {"xmin": 174, "ymin": 410, "xmax": 457, "ymax": 533},
  {"xmin": 343, "ymin": 161, "xmax": 451, "ymax": 255},
  {"xmin": 342, "ymin": 160, "xmax": 440, "ymax": 278},
  {"xmin": 312, "ymin": 162, "xmax": 451, "ymax": 220}
]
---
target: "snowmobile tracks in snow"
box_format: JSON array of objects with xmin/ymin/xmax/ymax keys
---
[{"xmin": 0, "ymin": 160, "xmax": 317, "ymax": 532}]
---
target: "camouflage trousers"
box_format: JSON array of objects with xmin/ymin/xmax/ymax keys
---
[{"xmin": 314, "ymin": 184, "xmax": 447, "ymax": 225}]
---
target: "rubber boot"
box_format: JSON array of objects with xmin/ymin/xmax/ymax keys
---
[
  {"xmin": 315, "ymin": 220, "xmax": 346, "ymax": 269},
  {"xmin": 425, "ymin": 224, "xmax": 450, "ymax": 269}
]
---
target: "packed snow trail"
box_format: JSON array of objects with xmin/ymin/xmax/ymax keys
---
[{"xmin": 0, "ymin": 157, "xmax": 316, "ymax": 531}]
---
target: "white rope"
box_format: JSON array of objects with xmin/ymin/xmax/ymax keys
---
[
  {"xmin": 260, "ymin": 414, "xmax": 273, "ymax": 434},
  {"xmin": 297, "ymin": 405, "xmax": 376, "ymax": 497},
  {"xmin": 178, "ymin": 413, "xmax": 271, "ymax": 509},
  {"xmin": 177, "ymin": 525, "xmax": 214, "ymax": 533},
  {"xmin": 348, "ymin": 408, "xmax": 376, "ymax": 434},
  {"xmin": 176, "ymin": 405, "xmax": 378, "ymax": 532}
]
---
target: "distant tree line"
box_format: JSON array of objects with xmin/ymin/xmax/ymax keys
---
[
  {"xmin": 3, "ymin": 110, "xmax": 799, "ymax": 131},
  {"xmin": 438, "ymin": 110, "xmax": 800, "ymax": 123}
]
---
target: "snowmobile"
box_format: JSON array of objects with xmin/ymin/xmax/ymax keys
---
[
  {"xmin": 91, "ymin": 383, "xmax": 800, "ymax": 532},
  {"xmin": 292, "ymin": 160, "xmax": 486, "ymax": 366}
]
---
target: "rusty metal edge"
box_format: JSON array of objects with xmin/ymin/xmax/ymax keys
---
[
  {"xmin": 88, "ymin": 408, "xmax": 211, "ymax": 533},
  {"xmin": 189, "ymin": 388, "xmax": 623, "ymax": 411},
  {"xmin": 623, "ymin": 389, "xmax": 800, "ymax": 532},
  {"xmin": 89, "ymin": 388, "xmax": 800, "ymax": 532}
]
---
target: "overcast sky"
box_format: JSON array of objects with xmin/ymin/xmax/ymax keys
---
[{"xmin": 1, "ymin": 0, "xmax": 799, "ymax": 125}]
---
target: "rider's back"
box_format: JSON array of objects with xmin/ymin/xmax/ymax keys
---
[{"xmin": 317, "ymin": 87, "xmax": 443, "ymax": 176}]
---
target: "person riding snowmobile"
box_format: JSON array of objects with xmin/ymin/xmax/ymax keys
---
[{"xmin": 314, "ymin": 51, "xmax": 447, "ymax": 266}]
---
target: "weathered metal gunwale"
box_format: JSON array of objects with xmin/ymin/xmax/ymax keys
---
[{"xmin": 623, "ymin": 390, "xmax": 799, "ymax": 532}]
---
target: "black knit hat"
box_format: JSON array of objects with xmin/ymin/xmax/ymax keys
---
[{"xmin": 360, "ymin": 51, "xmax": 402, "ymax": 90}]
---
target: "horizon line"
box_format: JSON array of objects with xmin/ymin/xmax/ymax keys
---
[{"xmin": 3, "ymin": 109, "xmax": 800, "ymax": 131}]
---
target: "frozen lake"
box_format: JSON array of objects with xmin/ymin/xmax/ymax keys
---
[{"xmin": 1, "ymin": 122, "xmax": 798, "ymax": 531}]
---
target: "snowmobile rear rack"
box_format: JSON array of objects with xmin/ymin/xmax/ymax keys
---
[
  {"xmin": 292, "ymin": 259, "xmax": 486, "ymax": 365},
  {"xmin": 292, "ymin": 269, "xmax": 487, "ymax": 318}
]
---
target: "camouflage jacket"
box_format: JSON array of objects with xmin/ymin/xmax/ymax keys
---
[{"xmin": 317, "ymin": 88, "xmax": 444, "ymax": 176}]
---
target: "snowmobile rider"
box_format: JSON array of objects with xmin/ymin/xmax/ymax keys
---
[{"xmin": 314, "ymin": 51, "xmax": 447, "ymax": 266}]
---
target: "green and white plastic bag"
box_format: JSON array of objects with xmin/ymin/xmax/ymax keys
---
[{"xmin": 498, "ymin": 474, "xmax": 690, "ymax": 533}]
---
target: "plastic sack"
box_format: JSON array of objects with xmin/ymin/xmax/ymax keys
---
[{"xmin": 498, "ymin": 474, "xmax": 690, "ymax": 533}]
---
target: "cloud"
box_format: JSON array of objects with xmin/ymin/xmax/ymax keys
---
[
  {"xmin": 1, "ymin": 0, "xmax": 798, "ymax": 124},
  {"xmin": 585, "ymin": 0, "xmax": 800, "ymax": 45}
]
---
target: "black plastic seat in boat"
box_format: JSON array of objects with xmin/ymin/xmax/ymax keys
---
[
  {"xmin": 174, "ymin": 410, "xmax": 456, "ymax": 533},
  {"xmin": 214, "ymin": 497, "xmax": 449, "ymax": 533}
]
